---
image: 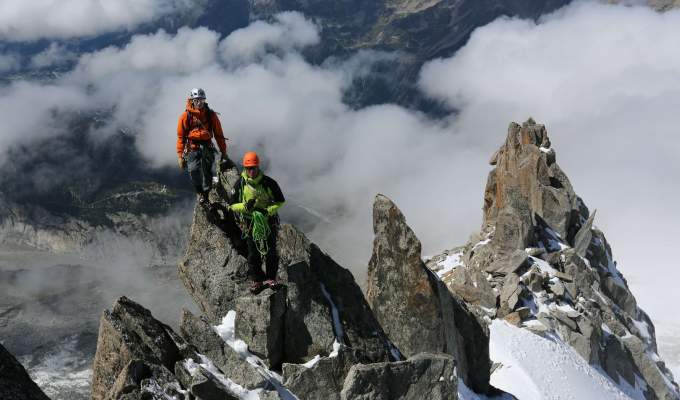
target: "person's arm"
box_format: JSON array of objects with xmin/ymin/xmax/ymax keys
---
[
  {"xmin": 212, "ymin": 113, "xmax": 228, "ymax": 156},
  {"xmin": 176, "ymin": 112, "xmax": 188, "ymax": 157},
  {"xmin": 265, "ymin": 177, "xmax": 285, "ymax": 216},
  {"xmin": 229, "ymin": 178, "xmax": 247, "ymax": 213}
]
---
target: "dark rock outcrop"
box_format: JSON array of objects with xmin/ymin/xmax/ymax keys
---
[
  {"xmin": 91, "ymin": 296, "xmax": 183, "ymax": 400},
  {"xmin": 340, "ymin": 353, "xmax": 458, "ymax": 400},
  {"xmin": 282, "ymin": 344, "xmax": 359, "ymax": 400},
  {"xmin": 366, "ymin": 194, "xmax": 491, "ymax": 394},
  {"xmin": 0, "ymin": 343, "xmax": 50, "ymax": 400}
]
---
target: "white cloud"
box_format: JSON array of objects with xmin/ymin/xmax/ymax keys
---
[
  {"xmin": 419, "ymin": 1, "xmax": 680, "ymax": 329},
  {"xmin": 0, "ymin": 0, "xmax": 189, "ymax": 41},
  {"xmin": 0, "ymin": 81, "xmax": 95, "ymax": 163},
  {"xmin": 73, "ymin": 27, "xmax": 220, "ymax": 79},
  {"xmin": 219, "ymin": 12, "xmax": 321, "ymax": 65},
  {"xmin": 30, "ymin": 43, "xmax": 78, "ymax": 68},
  {"xmin": 0, "ymin": 53, "xmax": 21, "ymax": 73}
]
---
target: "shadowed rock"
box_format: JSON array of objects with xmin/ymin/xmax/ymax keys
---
[
  {"xmin": 91, "ymin": 296, "xmax": 182, "ymax": 400},
  {"xmin": 0, "ymin": 343, "xmax": 50, "ymax": 400},
  {"xmin": 340, "ymin": 353, "xmax": 458, "ymax": 400},
  {"xmin": 282, "ymin": 344, "xmax": 359, "ymax": 400},
  {"xmin": 366, "ymin": 194, "xmax": 490, "ymax": 393}
]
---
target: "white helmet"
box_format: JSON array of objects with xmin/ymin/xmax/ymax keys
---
[{"xmin": 189, "ymin": 88, "xmax": 206, "ymax": 100}]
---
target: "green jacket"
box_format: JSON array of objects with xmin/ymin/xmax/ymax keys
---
[{"xmin": 229, "ymin": 170, "xmax": 285, "ymax": 217}]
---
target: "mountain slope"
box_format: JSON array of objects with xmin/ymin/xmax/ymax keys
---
[{"xmin": 427, "ymin": 119, "xmax": 679, "ymax": 399}]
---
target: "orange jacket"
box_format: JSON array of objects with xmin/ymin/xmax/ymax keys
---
[{"xmin": 176, "ymin": 100, "xmax": 227, "ymax": 156}]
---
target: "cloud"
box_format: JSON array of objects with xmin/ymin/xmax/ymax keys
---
[
  {"xmin": 419, "ymin": 1, "xmax": 680, "ymax": 322},
  {"xmin": 0, "ymin": 53, "xmax": 21, "ymax": 73},
  {"xmin": 3, "ymin": 4, "xmax": 680, "ymax": 339},
  {"xmin": 219, "ymin": 12, "xmax": 321, "ymax": 64},
  {"xmin": 0, "ymin": 0, "xmax": 189, "ymax": 41},
  {"xmin": 30, "ymin": 43, "xmax": 78, "ymax": 68}
]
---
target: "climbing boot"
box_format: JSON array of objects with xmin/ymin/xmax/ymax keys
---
[
  {"xmin": 249, "ymin": 281, "xmax": 265, "ymax": 294},
  {"xmin": 198, "ymin": 192, "xmax": 211, "ymax": 209},
  {"xmin": 263, "ymin": 279, "xmax": 281, "ymax": 289}
]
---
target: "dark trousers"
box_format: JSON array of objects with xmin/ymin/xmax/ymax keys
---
[
  {"xmin": 246, "ymin": 225, "xmax": 279, "ymax": 282},
  {"xmin": 186, "ymin": 143, "xmax": 214, "ymax": 194}
]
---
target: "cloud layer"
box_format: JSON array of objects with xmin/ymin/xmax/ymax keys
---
[
  {"xmin": 2, "ymin": 3, "xmax": 680, "ymax": 338},
  {"xmin": 419, "ymin": 2, "xmax": 680, "ymax": 323},
  {"xmin": 0, "ymin": 0, "xmax": 189, "ymax": 41}
]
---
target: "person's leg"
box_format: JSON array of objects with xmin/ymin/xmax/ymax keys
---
[
  {"xmin": 246, "ymin": 236, "xmax": 266, "ymax": 282},
  {"xmin": 265, "ymin": 227, "xmax": 279, "ymax": 281},
  {"xmin": 186, "ymin": 151, "xmax": 204, "ymax": 194},
  {"xmin": 200, "ymin": 145, "xmax": 215, "ymax": 193}
]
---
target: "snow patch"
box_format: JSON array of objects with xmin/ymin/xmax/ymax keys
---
[
  {"xmin": 435, "ymin": 250, "xmax": 464, "ymax": 278},
  {"xmin": 320, "ymin": 282, "xmax": 345, "ymax": 342},
  {"xmin": 631, "ymin": 318, "xmax": 652, "ymax": 342},
  {"xmin": 490, "ymin": 320, "xmax": 635, "ymax": 400},
  {"xmin": 183, "ymin": 356, "xmax": 260, "ymax": 400},
  {"xmin": 472, "ymin": 237, "xmax": 491, "ymax": 251},
  {"xmin": 214, "ymin": 311, "xmax": 300, "ymax": 400},
  {"xmin": 528, "ymin": 256, "xmax": 558, "ymax": 276},
  {"xmin": 329, "ymin": 340, "xmax": 342, "ymax": 358},
  {"xmin": 302, "ymin": 355, "xmax": 321, "ymax": 368}
]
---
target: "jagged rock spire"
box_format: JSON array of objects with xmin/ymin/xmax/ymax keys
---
[
  {"xmin": 483, "ymin": 119, "xmax": 586, "ymax": 250},
  {"xmin": 430, "ymin": 119, "xmax": 680, "ymax": 400},
  {"xmin": 367, "ymin": 194, "xmax": 492, "ymax": 394}
]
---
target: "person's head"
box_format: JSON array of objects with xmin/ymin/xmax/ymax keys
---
[
  {"xmin": 242, "ymin": 151, "xmax": 260, "ymax": 178},
  {"xmin": 189, "ymin": 88, "xmax": 206, "ymax": 109}
]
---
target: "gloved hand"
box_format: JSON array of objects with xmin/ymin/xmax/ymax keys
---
[
  {"xmin": 245, "ymin": 199, "xmax": 256, "ymax": 211},
  {"xmin": 178, "ymin": 157, "xmax": 186, "ymax": 170}
]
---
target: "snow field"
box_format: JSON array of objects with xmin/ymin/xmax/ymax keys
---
[{"xmin": 489, "ymin": 320, "xmax": 640, "ymax": 400}]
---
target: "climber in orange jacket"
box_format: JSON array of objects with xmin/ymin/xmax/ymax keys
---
[{"xmin": 177, "ymin": 88, "xmax": 228, "ymax": 206}]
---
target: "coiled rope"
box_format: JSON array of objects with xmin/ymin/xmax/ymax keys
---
[{"xmin": 250, "ymin": 210, "xmax": 270, "ymax": 256}]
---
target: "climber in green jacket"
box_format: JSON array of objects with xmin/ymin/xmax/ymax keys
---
[{"xmin": 229, "ymin": 151, "xmax": 285, "ymax": 293}]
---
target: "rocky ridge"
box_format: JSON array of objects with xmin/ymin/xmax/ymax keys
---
[
  {"xmin": 89, "ymin": 161, "xmax": 488, "ymax": 399},
  {"xmin": 85, "ymin": 119, "xmax": 680, "ymax": 399},
  {"xmin": 0, "ymin": 184, "xmax": 190, "ymax": 265}
]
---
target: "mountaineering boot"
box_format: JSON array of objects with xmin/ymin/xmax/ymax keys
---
[
  {"xmin": 198, "ymin": 192, "xmax": 211, "ymax": 210},
  {"xmin": 263, "ymin": 279, "xmax": 281, "ymax": 289},
  {"xmin": 249, "ymin": 281, "xmax": 265, "ymax": 294}
]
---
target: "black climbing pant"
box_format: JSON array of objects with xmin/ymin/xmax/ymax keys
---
[{"xmin": 246, "ymin": 224, "xmax": 279, "ymax": 282}]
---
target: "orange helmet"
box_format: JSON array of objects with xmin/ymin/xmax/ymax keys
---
[{"xmin": 242, "ymin": 151, "xmax": 260, "ymax": 167}]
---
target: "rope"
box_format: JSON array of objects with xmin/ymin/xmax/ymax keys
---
[{"xmin": 250, "ymin": 210, "xmax": 270, "ymax": 256}]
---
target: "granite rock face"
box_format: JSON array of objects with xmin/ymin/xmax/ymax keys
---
[
  {"xmin": 367, "ymin": 194, "xmax": 491, "ymax": 394},
  {"xmin": 367, "ymin": 194, "xmax": 445, "ymax": 357},
  {"xmin": 90, "ymin": 296, "xmax": 184, "ymax": 400},
  {"xmin": 340, "ymin": 353, "xmax": 458, "ymax": 400},
  {"xmin": 178, "ymin": 163, "xmax": 394, "ymax": 370},
  {"xmin": 428, "ymin": 119, "xmax": 680, "ymax": 400}
]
